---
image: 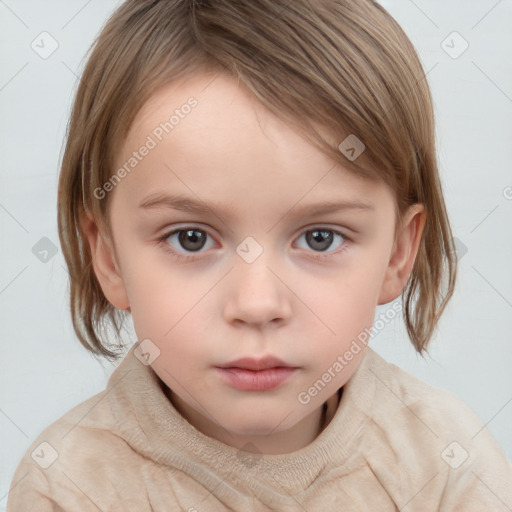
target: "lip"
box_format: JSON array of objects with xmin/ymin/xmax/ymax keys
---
[
  {"xmin": 216, "ymin": 356, "xmax": 293, "ymax": 371},
  {"xmin": 214, "ymin": 356, "xmax": 299, "ymax": 391}
]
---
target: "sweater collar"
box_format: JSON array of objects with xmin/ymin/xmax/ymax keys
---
[{"xmin": 108, "ymin": 344, "xmax": 377, "ymax": 496}]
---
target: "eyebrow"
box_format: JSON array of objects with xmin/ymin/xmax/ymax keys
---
[{"xmin": 138, "ymin": 192, "xmax": 374, "ymax": 218}]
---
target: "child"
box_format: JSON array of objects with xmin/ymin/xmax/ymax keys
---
[{"xmin": 7, "ymin": 0, "xmax": 512, "ymax": 509}]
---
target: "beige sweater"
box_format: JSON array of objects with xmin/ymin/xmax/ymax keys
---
[{"xmin": 7, "ymin": 346, "xmax": 512, "ymax": 511}]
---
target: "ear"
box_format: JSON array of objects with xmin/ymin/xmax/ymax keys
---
[
  {"xmin": 378, "ymin": 204, "xmax": 426, "ymax": 305},
  {"xmin": 81, "ymin": 211, "xmax": 130, "ymax": 311}
]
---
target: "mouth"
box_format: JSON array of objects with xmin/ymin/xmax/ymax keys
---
[
  {"xmin": 216, "ymin": 355, "xmax": 295, "ymax": 371},
  {"xmin": 214, "ymin": 356, "xmax": 299, "ymax": 391}
]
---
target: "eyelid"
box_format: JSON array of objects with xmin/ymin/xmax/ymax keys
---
[
  {"xmin": 294, "ymin": 223, "xmax": 353, "ymax": 241},
  {"xmin": 158, "ymin": 222, "xmax": 217, "ymax": 239},
  {"xmin": 159, "ymin": 224, "xmax": 218, "ymax": 247}
]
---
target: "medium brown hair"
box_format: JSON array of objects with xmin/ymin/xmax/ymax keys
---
[{"xmin": 58, "ymin": 0, "xmax": 457, "ymax": 360}]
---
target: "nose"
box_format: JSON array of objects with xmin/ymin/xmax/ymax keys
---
[{"xmin": 223, "ymin": 253, "xmax": 292, "ymax": 328}]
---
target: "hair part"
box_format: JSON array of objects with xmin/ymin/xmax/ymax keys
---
[{"xmin": 58, "ymin": 0, "xmax": 457, "ymax": 360}]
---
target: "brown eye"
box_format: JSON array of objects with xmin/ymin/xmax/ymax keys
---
[
  {"xmin": 295, "ymin": 228, "xmax": 346, "ymax": 254},
  {"xmin": 306, "ymin": 230, "xmax": 334, "ymax": 251},
  {"xmin": 177, "ymin": 229, "xmax": 208, "ymax": 251},
  {"xmin": 162, "ymin": 228, "xmax": 214, "ymax": 254}
]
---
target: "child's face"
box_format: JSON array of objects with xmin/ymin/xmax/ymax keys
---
[{"xmin": 93, "ymin": 72, "xmax": 422, "ymax": 453}]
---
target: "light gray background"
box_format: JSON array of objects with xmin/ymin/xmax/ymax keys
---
[{"xmin": 1, "ymin": 0, "xmax": 511, "ymax": 507}]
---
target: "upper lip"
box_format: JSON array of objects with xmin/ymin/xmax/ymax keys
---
[{"xmin": 216, "ymin": 356, "xmax": 296, "ymax": 371}]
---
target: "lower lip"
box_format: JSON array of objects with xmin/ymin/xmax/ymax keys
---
[{"xmin": 215, "ymin": 367, "xmax": 297, "ymax": 391}]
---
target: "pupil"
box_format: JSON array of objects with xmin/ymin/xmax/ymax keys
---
[
  {"xmin": 179, "ymin": 230, "xmax": 206, "ymax": 251},
  {"xmin": 309, "ymin": 230, "xmax": 333, "ymax": 251}
]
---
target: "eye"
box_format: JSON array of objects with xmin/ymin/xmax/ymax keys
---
[
  {"xmin": 295, "ymin": 228, "xmax": 345, "ymax": 253},
  {"xmin": 163, "ymin": 228, "xmax": 215, "ymax": 253}
]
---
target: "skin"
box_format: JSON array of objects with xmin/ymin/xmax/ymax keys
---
[{"xmin": 83, "ymin": 72, "xmax": 425, "ymax": 455}]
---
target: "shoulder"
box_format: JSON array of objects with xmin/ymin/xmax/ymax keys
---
[
  {"xmin": 6, "ymin": 389, "xmax": 119, "ymax": 508},
  {"xmin": 360, "ymin": 348, "xmax": 487, "ymax": 440},
  {"xmin": 23, "ymin": 384, "xmax": 126, "ymax": 461},
  {"xmin": 350, "ymin": 348, "xmax": 512, "ymax": 510},
  {"xmin": 6, "ymin": 362, "xmax": 163, "ymax": 511}
]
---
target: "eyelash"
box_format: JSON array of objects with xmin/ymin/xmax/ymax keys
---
[
  {"xmin": 158, "ymin": 230, "xmax": 206, "ymax": 262},
  {"xmin": 157, "ymin": 227, "xmax": 350, "ymax": 262}
]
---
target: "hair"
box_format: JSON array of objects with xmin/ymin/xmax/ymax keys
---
[{"xmin": 58, "ymin": 0, "xmax": 457, "ymax": 360}]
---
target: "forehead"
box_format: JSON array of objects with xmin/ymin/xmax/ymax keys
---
[
  {"xmin": 112, "ymin": 72, "xmax": 394, "ymax": 219},
  {"xmin": 124, "ymin": 72, "xmax": 327, "ymax": 163}
]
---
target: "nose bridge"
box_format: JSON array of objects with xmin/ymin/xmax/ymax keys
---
[{"xmin": 223, "ymin": 238, "xmax": 291, "ymax": 326}]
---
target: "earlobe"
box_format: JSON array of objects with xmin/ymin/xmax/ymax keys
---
[
  {"xmin": 377, "ymin": 204, "xmax": 426, "ymax": 305},
  {"xmin": 81, "ymin": 211, "xmax": 130, "ymax": 311}
]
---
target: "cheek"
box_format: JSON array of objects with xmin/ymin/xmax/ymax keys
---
[
  {"xmin": 126, "ymin": 264, "xmax": 214, "ymax": 387},
  {"xmin": 119, "ymin": 245, "xmax": 210, "ymax": 339},
  {"xmin": 303, "ymin": 257, "xmax": 387, "ymax": 337},
  {"xmin": 295, "ymin": 263, "xmax": 386, "ymax": 394}
]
